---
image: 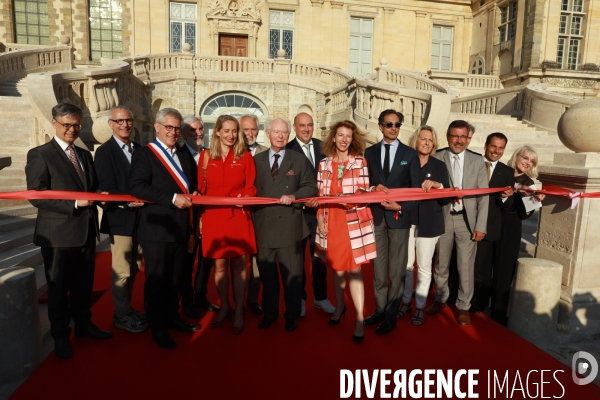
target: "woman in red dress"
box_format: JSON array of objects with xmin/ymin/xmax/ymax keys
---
[
  {"xmin": 198, "ymin": 114, "xmax": 257, "ymax": 334},
  {"xmin": 308, "ymin": 120, "xmax": 376, "ymax": 343}
]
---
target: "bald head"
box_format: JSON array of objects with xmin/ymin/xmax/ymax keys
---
[{"xmin": 293, "ymin": 113, "xmax": 314, "ymax": 144}]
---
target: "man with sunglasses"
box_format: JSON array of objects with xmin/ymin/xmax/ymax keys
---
[
  {"xmin": 364, "ymin": 109, "xmax": 421, "ymax": 335},
  {"xmin": 94, "ymin": 106, "xmax": 147, "ymax": 333},
  {"xmin": 26, "ymin": 103, "xmax": 113, "ymax": 359}
]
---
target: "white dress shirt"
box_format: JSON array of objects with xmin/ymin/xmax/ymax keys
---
[
  {"xmin": 298, "ymin": 139, "xmax": 315, "ymax": 167},
  {"xmin": 450, "ymin": 150, "xmax": 465, "ymax": 212},
  {"xmin": 155, "ymin": 138, "xmax": 183, "ymax": 204}
]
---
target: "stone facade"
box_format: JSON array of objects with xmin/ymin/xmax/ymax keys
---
[{"xmin": 0, "ymin": 0, "xmax": 14, "ymax": 43}]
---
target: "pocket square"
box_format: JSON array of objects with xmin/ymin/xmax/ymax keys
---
[
  {"xmin": 285, "ymin": 170, "xmax": 296, "ymax": 176},
  {"xmin": 400, "ymin": 161, "xmax": 408, "ymax": 165}
]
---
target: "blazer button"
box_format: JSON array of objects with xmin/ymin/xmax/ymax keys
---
[{"xmin": 84, "ymin": 212, "xmax": 88, "ymax": 216}]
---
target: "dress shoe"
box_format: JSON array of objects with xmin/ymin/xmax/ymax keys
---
[
  {"xmin": 152, "ymin": 330, "xmax": 177, "ymax": 349},
  {"xmin": 375, "ymin": 319, "xmax": 397, "ymax": 335},
  {"xmin": 328, "ymin": 305, "xmax": 347, "ymax": 326},
  {"xmin": 232, "ymin": 323, "xmax": 244, "ymax": 335},
  {"xmin": 457, "ymin": 310, "xmax": 471, "ymax": 326},
  {"xmin": 74, "ymin": 323, "xmax": 113, "ymax": 339},
  {"xmin": 469, "ymin": 305, "xmax": 481, "ymax": 314},
  {"xmin": 54, "ymin": 337, "xmax": 73, "ymax": 359},
  {"xmin": 314, "ymin": 299, "xmax": 336, "ymax": 314},
  {"xmin": 300, "ymin": 299, "xmax": 306, "ymax": 317},
  {"xmin": 246, "ymin": 301, "xmax": 263, "ymax": 316},
  {"xmin": 169, "ymin": 319, "xmax": 199, "ymax": 333},
  {"xmin": 425, "ymin": 301, "xmax": 447, "ymax": 316},
  {"xmin": 352, "ymin": 334, "xmax": 364, "ymax": 343},
  {"xmin": 285, "ymin": 319, "xmax": 298, "ymax": 332},
  {"xmin": 258, "ymin": 317, "xmax": 276, "ymax": 330},
  {"xmin": 211, "ymin": 308, "xmax": 233, "ymax": 328},
  {"xmin": 363, "ymin": 313, "xmax": 384, "ymax": 326},
  {"xmin": 195, "ymin": 299, "xmax": 220, "ymax": 313},
  {"xmin": 183, "ymin": 304, "xmax": 202, "ymax": 319}
]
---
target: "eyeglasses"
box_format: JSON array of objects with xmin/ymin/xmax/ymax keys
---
[
  {"xmin": 448, "ymin": 135, "xmax": 470, "ymax": 141},
  {"xmin": 158, "ymin": 122, "xmax": 181, "ymax": 133},
  {"xmin": 109, "ymin": 118, "xmax": 134, "ymax": 125},
  {"xmin": 56, "ymin": 122, "xmax": 82, "ymax": 131},
  {"xmin": 382, "ymin": 122, "xmax": 402, "ymax": 129}
]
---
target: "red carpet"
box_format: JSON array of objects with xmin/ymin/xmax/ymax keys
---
[{"xmin": 12, "ymin": 251, "xmax": 600, "ymax": 399}]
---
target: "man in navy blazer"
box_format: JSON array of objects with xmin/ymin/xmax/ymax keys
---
[
  {"xmin": 95, "ymin": 106, "xmax": 147, "ymax": 334},
  {"xmin": 364, "ymin": 109, "xmax": 422, "ymax": 334},
  {"xmin": 286, "ymin": 112, "xmax": 335, "ymax": 316}
]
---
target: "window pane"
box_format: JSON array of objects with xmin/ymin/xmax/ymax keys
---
[
  {"xmin": 350, "ymin": 18, "xmax": 360, "ymax": 33},
  {"xmin": 499, "ymin": 26, "xmax": 506, "ymax": 42},
  {"xmin": 562, "ymin": 0, "xmax": 569, "ymax": 11},
  {"xmin": 171, "ymin": 22, "xmax": 182, "ymax": 52},
  {"xmin": 270, "ymin": 10, "xmax": 281, "ymax": 25},
  {"xmin": 501, "ymin": 7, "xmax": 507, "ymax": 23},
  {"xmin": 362, "ymin": 19, "xmax": 373, "ymax": 34},
  {"xmin": 571, "ymin": 16, "xmax": 582, "ymax": 35},
  {"xmin": 568, "ymin": 38, "xmax": 579, "ymax": 69},
  {"xmin": 171, "ymin": 3, "xmax": 181, "ymax": 18},
  {"xmin": 432, "ymin": 26, "xmax": 441, "ymax": 40},
  {"xmin": 269, "ymin": 29, "xmax": 280, "ymax": 58},
  {"xmin": 184, "ymin": 4, "xmax": 196, "ymax": 19},
  {"xmin": 282, "ymin": 30, "xmax": 293, "ymax": 59},
  {"xmin": 573, "ymin": 0, "xmax": 583, "ymax": 12},
  {"xmin": 185, "ymin": 23, "xmax": 196, "ymax": 53},
  {"xmin": 15, "ymin": 0, "xmax": 50, "ymax": 45},
  {"xmin": 559, "ymin": 15, "xmax": 567, "ymax": 34}
]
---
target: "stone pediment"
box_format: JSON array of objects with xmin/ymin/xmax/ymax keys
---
[{"xmin": 207, "ymin": 0, "xmax": 262, "ymax": 22}]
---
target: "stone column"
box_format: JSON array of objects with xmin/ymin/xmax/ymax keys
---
[{"xmin": 536, "ymin": 98, "xmax": 600, "ymax": 343}]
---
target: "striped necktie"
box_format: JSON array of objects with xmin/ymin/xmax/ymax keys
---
[
  {"xmin": 271, "ymin": 154, "xmax": 280, "ymax": 180},
  {"xmin": 66, "ymin": 145, "xmax": 85, "ymax": 185}
]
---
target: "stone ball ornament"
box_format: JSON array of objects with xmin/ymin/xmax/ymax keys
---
[
  {"xmin": 277, "ymin": 49, "xmax": 286, "ymax": 59},
  {"xmin": 182, "ymin": 43, "xmax": 192, "ymax": 53},
  {"xmin": 557, "ymin": 98, "xmax": 600, "ymax": 153}
]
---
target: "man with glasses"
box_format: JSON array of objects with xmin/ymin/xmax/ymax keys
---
[
  {"xmin": 129, "ymin": 108, "xmax": 199, "ymax": 349},
  {"xmin": 177, "ymin": 115, "xmax": 219, "ymax": 318},
  {"xmin": 252, "ymin": 118, "xmax": 318, "ymax": 332},
  {"xmin": 364, "ymin": 109, "xmax": 421, "ymax": 335},
  {"xmin": 287, "ymin": 112, "xmax": 335, "ymax": 316},
  {"xmin": 428, "ymin": 120, "xmax": 489, "ymax": 327},
  {"xmin": 26, "ymin": 103, "xmax": 113, "ymax": 359},
  {"xmin": 94, "ymin": 106, "xmax": 147, "ymax": 333}
]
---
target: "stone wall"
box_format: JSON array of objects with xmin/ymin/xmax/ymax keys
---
[
  {"xmin": 522, "ymin": 0, "xmax": 545, "ymax": 70},
  {"xmin": 0, "ymin": 0, "xmax": 14, "ymax": 43},
  {"xmin": 152, "ymin": 80, "xmax": 196, "ymax": 117}
]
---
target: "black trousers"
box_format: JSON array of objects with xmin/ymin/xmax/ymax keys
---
[
  {"xmin": 140, "ymin": 238, "xmax": 187, "ymax": 333},
  {"xmin": 472, "ymin": 239, "xmax": 499, "ymax": 311},
  {"xmin": 175, "ymin": 236, "xmax": 212, "ymax": 307},
  {"xmin": 41, "ymin": 226, "xmax": 96, "ymax": 341},
  {"xmin": 301, "ymin": 212, "xmax": 328, "ymax": 301},
  {"xmin": 257, "ymin": 242, "xmax": 304, "ymax": 321}
]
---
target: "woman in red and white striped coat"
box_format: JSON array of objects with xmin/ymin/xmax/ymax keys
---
[{"xmin": 307, "ymin": 120, "xmax": 376, "ymax": 343}]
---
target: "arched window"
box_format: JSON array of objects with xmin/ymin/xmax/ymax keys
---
[
  {"xmin": 470, "ymin": 57, "xmax": 485, "ymax": 74},
  {"xmin": 200, "ymin": 92, "xmax": 269, "ymax": 145}
]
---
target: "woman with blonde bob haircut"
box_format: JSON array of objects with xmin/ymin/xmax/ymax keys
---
[
  {"xmin": 306, "ymin": 120, "xmax": 376, "ymax": 343},
  {"xmin": 198, "ymin": 114, "xmax": 257, "ymax": 334},
  {"xmin": 399, "ymin": 125, "xmax": 451, "ymax": 326}
]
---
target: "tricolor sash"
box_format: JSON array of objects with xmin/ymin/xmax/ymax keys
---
[{"xmin": 147, "ymin": 140, "xmax": 190, "ymax": 194}]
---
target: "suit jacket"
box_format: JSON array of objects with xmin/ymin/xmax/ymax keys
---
[
  {"xmin": 252, "ymin": 149, "xmax": 318, "ymax": 248},
  {"xmin": 365, "ymin": 140, "xmax": 422, "ymax": 229},
  {"xmin": 94, "ymin": 137, "xmax": 141, "ymax": 236},
  {"xmin": 433, "ymin": 148, "xmax": 489, "ymax": 234},
  {"xmin": 25, "ymin": 138, "xmax": 99, "ymax": 248},
  {"xmin": 129, "ymin": 144, "xmax": 198, "ymax": 243},
  {"xmin": 413, "ymin": 157, "xmax": 451, "ymax": 238},
  {"xmin": 253, "ymin": 144, "xmax": 269, "ymax": 156},
  {"xmin": 286, "ymin": 137, "xmax": 324, "ymax": 179},
  {"xmin": 484, "ymin": 161, "xmax": 515, "ymax": 241}
]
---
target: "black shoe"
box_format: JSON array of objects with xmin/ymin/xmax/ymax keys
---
[
  {"xmin": 182, "ymin": 304, "xmax": 202, "ymax": 319},
  {"xmin": 469, "ymin": 305, "xmax": 481, "ymax": 314},
  {"xmin": 196, "ymin": 299, "xmax": 220, "ymax": 313},
  {"xmin": 375, "ymin": 319, "xmax": 397, "ymax": 335},
  {"xmin": 285, "ymin": 319, "xmax": 298, "ymax": 332},
  {"xmin": 246, "ymin": 301, "xmax": 264, "ymax": 316},
  {"xmin": 363, "ymin": 313, "xmax": 384, "ymax": 326},
  {"xmin": 168, "ymin": 318, "xmax": 199, "ymax": 333},
  {"xmin": 258, "ymin": 317, "xmax": 276, "ymax": 330},
  {"xmin": 74, "ymin": 323, "xmax": 113, "ymax": 339},
  {"xmin": 152, "ymin": 331, "xmax": 177, "ymax": 349},
  {"xmin": 352, "ymin": 334, "xmax": 364, "ymax": 343},
  {"xmin": 328, "ymin": 305, "xmax": 347, "ymax": 326},
  {"xmin": 54, "ymin": 337, "xmax": 73, "ymax": 359}
]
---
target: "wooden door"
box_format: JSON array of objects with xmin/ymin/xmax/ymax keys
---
[{"xmin": 219, "ymin": 35, "xmax": 248, "ymax": 57}]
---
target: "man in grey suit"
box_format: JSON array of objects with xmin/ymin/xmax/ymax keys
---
[
  {"xmin": 241, "ymin": 114, "xmax": 268, "ymax": 315},
  {"xmin": 252, "ymin": 118, "xmax": 318, "ymax": 332},
  {"xmin": 427, "ymin": 120, "xmax": 489, "ymax": 326}
]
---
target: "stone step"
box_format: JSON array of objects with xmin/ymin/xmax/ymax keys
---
[
  {"xmin": 0, "ymin": 226, "xmax": 34, "ymax": 253},
  {"xmin": 0, "ymin": 177, "xmax": 27, "ymax": 186},
  {"xmin": 0, "ymin": 185, "xmax": 28, "ymax": 192},
  {"xmin": 0, "ymin": 153, "xmax": 27, "ymax": 161},
  {"xmin": 0, "ymin": 168, "xmax": 27, "ymax": 178},
  {"xmin": 0, "ymin": 203, "xmax": 36, "ymax": 216},
  {"xmin": 0, "ymin": 213, "xmax": 36, "ymax": 233},
  {"xmin": 0, "ymin": 146, "xmax": 30, "ymax": 154},
  {"xmin": 0, "ymin": 244, "xmax": 46, "ymax": 295}
]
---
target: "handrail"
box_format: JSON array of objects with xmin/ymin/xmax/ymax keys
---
[{"xmin": 0, "ymin": 45, "xmax": 72, "ymax": 84}]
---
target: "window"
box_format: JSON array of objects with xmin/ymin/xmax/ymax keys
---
[
  {"xmin": 557, "ymin": 0, "xmax": 585, "ymax": 70},
  {"xmin": 470, "ymin": 57, "xmax": 485, "ymax": 74},
  {"xmin": 498, "ymin": 1, "xmax": 517, "ymax": 43},
  {"xmin": 13, "ymin": 0, "xmax": 49, "ymax": 45},
  {"xmin": 89, "ymin": 0, "xmax": 123, "ymax": 61},
  {"xmin": 170, "ymin": 2, "xmax": 197, "ymax": 53},
  {"xmin": 349, "ymin": 18, "xmax": 373, "ymax": 75},
  {"xmin": 269, "ymin": 10, "xmax": 294, "ymax": 59},
  {"xmin": 430, "ymin": 26, "xmax": 453, "ymax": 71}
]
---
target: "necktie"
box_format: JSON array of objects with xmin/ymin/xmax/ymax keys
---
[
  {"xmin": 485, "ymin": 161, "xmax": 491, "ymax": 182},
  {"xmin": 271, "ymin": 154, "xmax": 280, "ymax": 180},
  {"xmin": 452, "ymin": 154, "xmax": 462, "ymax": 189},
  {"xmin": 127, "ymin": 144, "xmax": 133, "ymax": 154},
  {"xmin": 303, "ymin": 143, "xmax": 314, "ymax": 167},
  {"xmin": 66, "ymin": 145, "xmax": 85, "ymax": 185},
  {"xmin": 383, "ymin": 144, "xmax": 390, "ymax": 181}
]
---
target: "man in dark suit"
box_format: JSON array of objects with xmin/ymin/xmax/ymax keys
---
[
  {"xmin": 129, "ymin": 108, "xmax": 199, "ymax": 349},
  {"xmin": 94, "ymin": 106, "xmax": 147, "ymax": 333},
  {"xmin": 253, "ymin": 118, "xmax": 318, "ymax": 332},
  {"xmin": 470, "ymin": 132, "xmax": 514, "ymax": 313},
  {"xmin": 364, "ymin": 109, "xmax": 422, "ymax": 335},
  {"xmin": 428, "ymin": 120, "xmax": 489, "ymax": 326},
  {"xmin": 286, "ymin": 112, "xmax": 335, "ymax": 316},
  {"xmin": 177, "ymin": 115, "xmax": 218, "ymax": 318},
  {"xmin": 26, "ymin": 103, "xmax": 113, "ymax": 360}
]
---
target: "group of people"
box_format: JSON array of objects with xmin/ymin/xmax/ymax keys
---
[{"xmin": 25, "ymin": 102, "xmax": 543, "ymax": 358}]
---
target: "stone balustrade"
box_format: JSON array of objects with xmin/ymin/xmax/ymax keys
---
[
  {"xmin": 0, "ymin": 42, "xmax": 47, "ymax": 53},
  {"xmin": 450, "ymin": 84, "xmax": 527, "ymax": 116},
  {"xmin": 0, "ymin": 45, "xmax": 72, "ymax": 84},
  {"xmin": 463, "ymin": 75, "xmax": 502, "ymax": 90},
  {"xmin": 520, "ymin": 84, "xmax": 580, "ymax": 134},
  {"xmin": 375, "ymin": 61, "xmax": 447, "ymax": 93}
]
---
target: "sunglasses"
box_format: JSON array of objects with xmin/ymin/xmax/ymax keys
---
[{"xmin": 382, "ymin": 122, "xmax": 402, "ymax": 129}]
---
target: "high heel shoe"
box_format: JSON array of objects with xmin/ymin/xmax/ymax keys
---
[
  {"xmin": 397, "ymin": 302, "xmax": 412, "ymax": 319},
  {"xmin": 328, "ymin": 306, "xmax": 347, "ymax": 326},
  {"xmin": 352, "ymin": 334, "xmax": 364, "ymax": 343},
  {"xmin": 210, "ymin": 308, "xmax": 233, "ymax": 328}
]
